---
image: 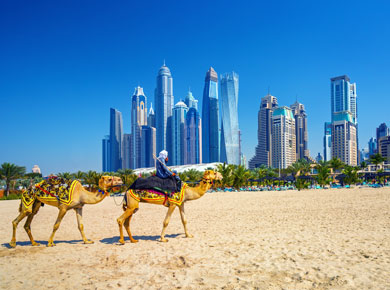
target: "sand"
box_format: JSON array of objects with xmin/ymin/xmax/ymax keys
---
[{"xmin": 0, "ymin": 187, "xmax": 389, "ymax": 289}]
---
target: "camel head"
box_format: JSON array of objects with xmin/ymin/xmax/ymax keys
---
[
  {"xmin": 98, "ymin": 175, "xmax": 123, "ymax": 194},
  {"xmin": 203, "ymin": 170, "xmax": 223, "ymax": 182}
]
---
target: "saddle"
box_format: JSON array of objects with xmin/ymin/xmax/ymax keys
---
[{"xmin": 129, "ymin": 175, "xmax": 180, "ymax": 196}]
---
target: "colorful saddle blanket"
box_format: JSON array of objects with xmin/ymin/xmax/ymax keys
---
[
  {"xmin": 22, "ymin": 177, "xmax": 78, "ymax": 207},
  {"xmin": 128, "ymin": 183, "xmax": 187, "ymax": 206}
]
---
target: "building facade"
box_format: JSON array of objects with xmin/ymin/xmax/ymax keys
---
[
  {"xmin": 122, "ymin": 134, "xmax": 132, "ymax": 169},
  {"xmin": 323, "ymin": 122, "xmax": 332, "ymax": 161},
  {"xmin": 155, "ymin": 63, "xmax": 174, "ymax": 154},
  {"xmin": 102, "ymin": 135, "xmax": 110, "ymax": 172},
  {"xmin": 368, "ymin": 137, "xmax": 377, "ymax": 157},
  {"xmin": 331, "ymin": 111, "xmax": 357, "ymax": 166},
  {"xmin": 220, "ymin": 72, "xmax": 240, "ymax": 165},
  {"xmin": 249, "ymin": 94, "xmax": 278, "ymax": 169},
  {"xmin": 172, "ymin": 101, "xmax": 188, "ymax": 165},
  {"xmin": 131, "ymin": 86, "xmax": 148, "ymax": 169},
  {"xmin": 290, "ymin": 101, "xmax": 309, "ymax": 161},
  {"xmin": 376, "ymin": 123, "xmax": 389, "ymax": 149},
  {"xmin": 148, "ymin": 103, "xmax": 156, "ymax": 128},
  {"xmin": 201, "ymin": 67, "xmax": 220, "ymax": 163},
  {"xmin": 184, "ymin": 107, "xmax": 202, "ymax": 164},
  {"xmin": 184, "ymin": 90, "xmax": 198, "ymax": 110},
  {"xmin": 109, "ymin": 108, "xmax": 123, "ymax": 172},
  {"xmin": 330, "ymin": 75, "xmax": 357, "ymax": 125},
  {"xmin": 140, "ymin": 126, "xmax": 156, "ymax": 168},
  {"xmin": 378, "ymin": 136, "xmax": 390, "ymax": 164},
  {"xmin": 271, "ymin": 106, "xmax": 296, "ymax": 169}
]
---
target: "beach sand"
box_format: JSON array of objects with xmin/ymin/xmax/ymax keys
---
[{"xmin": 0, "ymin": 187, "xmax": 389, "ymax": 289}]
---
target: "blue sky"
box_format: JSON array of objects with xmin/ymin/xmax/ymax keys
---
[{"xmin": 1, "ymin": 0, "xmax": 389, "ymax": 175}]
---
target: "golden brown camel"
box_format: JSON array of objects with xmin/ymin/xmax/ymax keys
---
[
  {"xmin": 10, "ymin": 175, "xmax": 122, "ymax": 248},
  {"xmin": 117, "ymin": 170, "xmax": 222, "ymax": 244}
]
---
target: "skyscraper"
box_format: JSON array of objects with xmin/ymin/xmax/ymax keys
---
[
  {"xmin": 331, "ymin": 111, "xmax": 357, "ymax": 166},
  {"xmin": 220, "ymin": 72, "xmax": 240, "ymax": 165},
  {"xmin": 155, "ymin": 62, "xmax": 174, "ymax": 154},
  {"xmin": 172, "ymin": 101, "xmax": 188, "ymax": 165},
  {"xmin": 109, "ymin": 108, "xmax": 123, "ymax": 172},
  {"xmin": 148, "ymin": 103, "xmax": 156, "ymax": 128},
  {"xmin": 184, "ymin": 107, "xmax": 202, "ymax": 164},
  {"xmin": 376, "ymin": 123, "xmax": 389, "ymax": 147},
  {"xmin": 122, "ymin": 134, "xmax": 132, "ymax": 169},
  {"xmin": 323, "ymin": 122, "xmax": 332, "ymax": 161},
  {"xmin": 184, "ymin": 90, "xmax": 198, "ymax": 110},
  {"xmin": 271, "ymin": 106, "xmax": 296, "ymax": 169},
  {"xmin": 331, "ymin": 75, "xmax": 357, "ymax": 124},
  {"xmin": 202, "ymin": 67, "xmax": 220, "ymax": 163},
  {"xmin": 249, "ymin": 94, "xmax": 278, "ymax": 169},
  {"xmin": 368, "ymin": 137, "xmax": 377, "ymax": 156},
  {"xmin": 141, "ymin": 126, "xmax": 156, "ymax": 168},
  {"xmin": 290, "ymin": 101, "xmax": 309, "ymax": 161},
  {"xmin": 102, "ymin": 135, "xmax": 110, "ymax": 172},
  {"xmin": 131, "ymin": 86, "xmax": 147, "ymax": 169}
]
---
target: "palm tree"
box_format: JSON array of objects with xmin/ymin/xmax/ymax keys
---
[
  {"xmin": 0, "ymin": 163, "xmax": 26, "ymax": 197},
  {"xmin": 83, "ymin": 170, "xmax": 102, "ymax": 191},
  {"xmin": 232, "ymin": 165, "xmax": 250, "ymax": 189},
  {"xmin": 57, "ymin": 172, "xmax": 72, "ymax": 179},
  {"xmin": 216, "ymin": 163, "xmax": 234, "ymax": 188},
  {"xmin": 342, "ymin": 166, "xmax": 360, "ymax": 185},
  {"xmin": 116, "ymin": 169, "xmax": 137, "ymax": 189},
  {"xmin": 328, "ymin": 157, "xmax": 345, "ymax": 174},
  {"xmin": 315, "ymin": 160, "xmax": 331, "ymax": 188},
  {"xmin": 72, "ymin": 170, "xmax": 85, "ymax": 181},
  {"xmin": 369, "ymin": 153, "xmax": 386, "ymax": 172},
  {"xmin": 184, "ymin": 169, "xmax": 203, "ymax": 184}
]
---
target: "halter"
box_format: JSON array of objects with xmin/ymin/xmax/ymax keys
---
[
  {"xmin": 201, "ymin": 177, "xmax": 214, "ymax": 185},
  {"xmin": 98, "ymin": 177, "xmax": 120, "ymax": 195}
]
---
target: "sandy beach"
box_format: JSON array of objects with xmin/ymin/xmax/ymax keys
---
[{"xmin": 0, "ymin": 187, "xmax": 389, "ymax": 289}]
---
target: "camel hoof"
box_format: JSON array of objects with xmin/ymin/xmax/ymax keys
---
[
  {"xmin": 185, "ymin": 234, "xmax": 194, "ymax": 238},
  {"xmin": 130, "ymin": 239, "xmax": 139, "ymax": 243},
  {"xmin": 118, "ymin": 239, "xmax": 125, "ymax": 245},
  {"xmin": 9, "ymin": 241, "xmax": 16, "ymax": 248},
  {"xmin": 84, "ymin": 240, "xmax": 94, "ymax": 244},
  {"xmin": 32, "ymin": 242, "xmax": 40, "ymax": 246},
  {"xmin": 47, "ymin": 242, "xmax": 55, "ymax": 247},
  {"xmin": 160, "ymin": 238, "xmax": 168, "ymax": 243}
]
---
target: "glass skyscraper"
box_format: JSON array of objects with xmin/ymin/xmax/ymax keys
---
[
  {"xmin": 102, "ymin": 135, "xmax": 110, "ymax": 172},
  {"xmin": 331, "ymin": 75, "xmax": 357, "ymax": 125},
  {"xmin": 141, "ymin": 125, "xmax": 156, "ymax": 168},
  {"xmin": 290, "ymin": 101, "xmax": 309, "ymax": 160},
  {"xmin": 220, "ymin": 72, "xmax": 240, "ymax": 165},
  {"xmin": 172, "ymin": 101, "xmax": 188, "ymax": 165},
  {"xmin": 155, "ymin": 63, "xmax": 174, "ymax": 155},
  {"xmin": 201, "ymin": 67, "xmax": 220, "ymax": 163},
  {"xmin": 109, "ymin": 108, "xmax": 123, "ymax": 172},
  {"xmin": 185, "ymin": 107, "xmax": 202, "ymax": 164},
  {"xmin": 131, "ymin": 86, "xmax": 147, "ymax": 169},
  {"xmin": 323, "ymin": 122, "xmax": 332, "ymax": 161},
  {"xmin": 184, "ymin": 90, "xmax": 198, "ymax": 110}
]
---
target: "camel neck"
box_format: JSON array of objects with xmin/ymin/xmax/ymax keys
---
[
  {"xmin": 185, "ymin": 180, "xmax": 213, "ymax": 201},
  {"xmin": 78, "ymin": 183, "xmax": 107, "ymax": 204}
]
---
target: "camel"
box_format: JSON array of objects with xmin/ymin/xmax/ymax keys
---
[
  {"xmin": 10, "ymin": 175, "xmax": 123, "ymax": 248},
  {"xmin": 116, "ymin": 170, "xmax": 222, "ymax": 244}
]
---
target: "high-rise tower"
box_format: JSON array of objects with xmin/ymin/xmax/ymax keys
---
[
  {"xmin": 249, "ymin": 94, "xmax": 278, "ymax": 168},
  {"xmin": 172, "ymin": 101, "xmax": 189, "ymax": 165},
  {"xmin": 220, "ymin": 72, "xmax": 240, "ymax": 165},
  {"xmin": 155, "ymin": 63, "xmax": 174, "ymax": 155},
  {"xmin": 202, "ymin": 67, "xmax": 220, "ymax": 163},
  {"xmin": 184, "ymin": 90, "xmax": 198, "ymax": 110},
  {"xmin": 131, "ymin": 86, "xmax": 147, "ymax": 169},
  {"xmin": 323, "ymin": 122, "xmax": 332, "ymax": 161},
  {"xmin": 271, "ymin": 107, "xmax": 296, "ymax": 169},
  {"xmin": 290, "ymin": 101, "xmax": 309, "ymax": 160},
  {"xmin": 109, "ymin": 108, "xmax": 123, "ymax": 172},
  {"xmin": 184, "ymin": 107, "xmax": 202, "ymax": 164},
  {"xmin": 331, "ymin": 75, "xmax": 357, "ymax": 124}
]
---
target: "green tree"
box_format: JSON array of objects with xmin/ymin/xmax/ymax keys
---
[
  {"xmin": 369, "ymin": 153, "xmax": 386, "ymax": 172},
  {"xmin": 342, "ymin": 166, "xmax": 360, "ymax": 185},
  {"xmin": 83, "ymin": 170, "xmax": 102, "ymax": 191},
  {"xmin": 328, "ymin": 157, "xmax": 345, "ymax": 174},
  {"xmin": 57, "ymin": 172, "xmax": 72, "ymax": 179},
  {"xmin": 360, "ymin": 161, "xmax": 368, "ymax": 170},
  {"xmin": 0, "ymin": 163, "xmax": 26, "ymax": 197},
  {"xmin": 315, "ymin": 161, "xmax": 331, "ymax": 187},
  {"xmin": 216, "ymin": 163, "xmax": 234, "ymax": 188},
  {"xmin": 116, "ymin": 169, "xmax": 137, "ymax": 189},
  {"xmin": 232, "ymin": 165, "xmax": 250, "ymax": 189},
  {"xmin": 184, "ymin": 169, "xmax": 203, "ymax": 184},
  {"xmin": 72, "ymin": 170, "xmax": 85, "ymax": 181}
]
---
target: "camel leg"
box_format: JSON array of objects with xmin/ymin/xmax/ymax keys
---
[
  {"xmin": 179, "ymin": 203, "xmax": 193, "ymax": 238},
  {"xmin": 160, "ymin": 204, "xmax": 176, "ymax": 242},
  {"xmin": 47, "ymin": 206, "xmax": 68, "ymax": 247},
  {"xmin": 117, "ymin": 207, "xmax": 137, "ymax": 245},
  {"xmin": 74, "ymin": 207, "xmax": 93, "ymax": 244},
  {"xmin": 23, "ymin": 201, "xmax": 42, "ymax": 246},
  {"xmin": 10, "ymin": 204, "xmax": 31, "ymax": 248},
  {"xmin": 124, "ymin": 213, "xmax": 138, "ymax": 243}
]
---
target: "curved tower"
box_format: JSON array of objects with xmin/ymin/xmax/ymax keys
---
[
  {"xmin": 131, "ymin": 86, "xmax": 147, "ymax": 169},
  {"xmin": 155, "ymin": 63, "xmax": 174, "ymax": 155}
]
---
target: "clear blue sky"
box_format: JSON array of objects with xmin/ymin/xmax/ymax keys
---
[{"xmin": 1, "ymin": 0, "xmax": 389, "ymax": 175}]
